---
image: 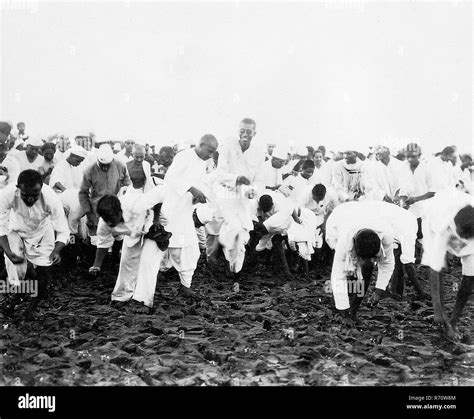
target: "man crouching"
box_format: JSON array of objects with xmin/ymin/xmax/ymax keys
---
[{"xmin": 0, "ymin": 169, "xmax": 69, "ymax": 317}]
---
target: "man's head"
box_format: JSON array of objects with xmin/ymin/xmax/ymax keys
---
[
  {"xmin": 17, "ymin": 169, "xmax": 43, "ymax": 207},
  {"xmin": 454, "ymin": 205, "xmax": 474, "ymax": 240},
  {"xmin": 97, "ymin": 195, "xmax": 123, "ymax": 227},
  {"xmin": 374, "ymin": 145, "xmax": 391, "ymax": 165},
  {"xmin": 97, "ymin": 144, "xmax": 114, "ymax": 171},
  {"xmin": 124, "ymin": 139, "xmax": 135, "ymax": 154},
  {"xmin": 312, "ymin": 183, "xmax": 327, "ymax": 203},
  {"xmin": 271, "ymin": 147, "xmax": 288, "ymax": 169},
  {"xmin": 314, "ymin": 150, "xmax": 324, "ymax": 166},
  {"xmin": 301, "ymin": 160, "xmax": 315, "ymax": 179},
  {"xmin": 145, "ymin": 143, "xmax": 150, "ymax": 153},
  {"xmin": 258, "ymin": 194, "xmax": 274, "ymax": 213},
  {"xmin": 354, "ymin": 229, "xmax": 381, "ymax": 260},
  {"xmin": 25, "ymin": 137, "xmax": 43, "ymax": 161},
  {"xmin": 317, "ymin": 145, "xmax": 326, "ymax": 157},
  {"xmin": 343, "ymin": 150, "xmax": 358, "ymax": 165},
  {"xmin": 67, "ymin": 146, "xmax": 87, "ymax": 167},
  {"xmin": 158, "ymin": 146, "xmax": 175, "ymax": 167},
  {"xmin": 238, "ymin": 118, "xmax": 256, "ymax": 152},
  {"xmin": 0, "ymin": 121, "xmax": 12, "ymax": 136},
  {"xmin": 440, "ymin": 146, "xmax": 457, "ymax": 165},
  {"xmin": 132, "ymin": 144, "xmax": 146, "ymax": 163},
  {"xmin": 267, "ymin": 143, "xmax": 276, "ymax": 156},
  {"xmin": 41, "ymin": 142, "xmax": 56, "ymax": 162},
  {"xmin": 0, "ymin": 133, "xmax": 9, "ymax": 156},
  {"xmin": 195, "ymin": 134, "xmax": 218, "ymax": 161},
  {"xmin": 17, "ymin": 122, "xmax": 25, "ymax": 135},
  {"xmin": 405, "ymin": 143, "xmax": 421, "ymax": 167}
]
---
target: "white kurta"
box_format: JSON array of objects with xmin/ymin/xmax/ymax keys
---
[
  {"xmin": 309, "ymin": 162, "xmax": 331, "ymax": 188},
  {"xmin": 326, "ymin": 202, "xmax": 395, "ymax": 310},
  {"xmin": 49, "ymin": 159, "xmax": 86, "ymax": 235},
  {"xmin": 422, "ymin": 190, "xmax": 474, "ymax": 276},
  {"xmin": 367, "ymin": 158, "xmax": 402, "ymax": 201},
  {"xmin": 216, "ymin": 137, "xmax": 266, "ymax": 192},
  {"xmin": 262, "ymin": 160, "xmax": 283, "ymax": 190},
  {"xmin": 0, "ymin": 184, "xmax": 70, "ymax": 285},
  {"xmin": 398, "ymin": 161, "xmax": 434, "ymax": 218},
  {"xmin": 0, "ymin": 154, "xmax": 20, "ymax": 189},
  {"xmin": 10, "ymin": 149, "xmax": 45, "ymax": 172}
]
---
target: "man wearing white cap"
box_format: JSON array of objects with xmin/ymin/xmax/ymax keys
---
[
  {"xmin": 11, "ymin": 136, "xmax": 45, "ymax": 172},
  {"xmin": 50, "ymin": 146, "xmax": 88, "ymax": 236},
  {"xmin": 262, "ymin": 146, "xmax": 288, "ymax": 191},
  {"xmin": 79, "ymin": 144, "xmax": 131, "ymax": 245}
]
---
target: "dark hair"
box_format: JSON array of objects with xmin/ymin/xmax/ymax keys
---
[
  {"xmin": 259, "ymin": 195, "xmax": 273, "ymax": 213},
  {"xmin": 17, "ymin": 122, "xmax": 25, "ymax": 127},
  {"xmin": 240, "ymin": 118, "xmax": 256, "ymax": 129},
  {"xmin": 302, "ymin": 160, "xmax": 315, "ymax": 170},
  {"xmin": 317, "ymin": 145, "xmax": 326, "ymax": 155},
  {"xmin": 159, "ymin": 146, "xmax": 174, "ymax": 155},
  {"xmin": 41, "ymin": 142, "xmax": 56, "ymax": 153},
  {"xmin": 17, "ymin": 169, "xmax": 42, "ymax": 188},
  {"xmin": 354, "ymin": 229, "xmax": 381, "ymax": 259},
  {"xmin": 441, "ymin": 146, "xmax": 455, "ymax": 156},
  {"xmin": 454, "ymin": 205, "xmax": 474, "ymax": 240},
  {"xmin": 0, "ymin": 121, "xmax": 12, "ymax": 136},
  {"xmin": 312, "ymin": 183, "xmax": 327, "ymax": 200},
  {"xmin": 97, "ymin": 195, "xmax": 122, "ymax": 220}
]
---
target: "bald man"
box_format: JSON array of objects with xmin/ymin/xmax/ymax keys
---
[
  {"xmin": 126, "ymin": 144, "xmax": 153, "ymax": 193},
  {"xmin": 139, "ymin": 134, "xmax": 218, "ymax": 300}
]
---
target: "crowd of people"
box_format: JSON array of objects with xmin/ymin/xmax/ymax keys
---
[{"xmin": 0, "ymin": 118, "xmax": 472, "ymax": 342}]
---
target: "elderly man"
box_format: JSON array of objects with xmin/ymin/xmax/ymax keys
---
[
  {"xmin": 0, "ymin": 133, "xmax": 20, "ymax": 190},
  {"xmin": 326, "ymin": 202, "xmax": 396, "ymax": 322},
  {"xmin": 331, "ymin": 150, "xmax": 370, "ymax": 202},
  {"xmin": 152, "ymin": 134, "xmax": 217, "ymax": 299},
  {"xmin": 428, "ymin": 146, "xmax": 461, "ymax": 193},
  {"xmin": 369, "ymin": 145, "xmax": 403, "ymax": 202},
  {"xmin": 126, "ymin": 144, "xmax": 153, "ymax": 193},
  {"xmin": 50, "ymin": 146, "xmax": 88, "ymax": 236},
  {"xmin": 79, "ymin": 144, "xmax": 131, "ymax": 246},
  {"xmin": 422, "ymin": 190, "xmax": 474, "ymax": 341},
  {"xmin": 216, "ymin": 118, "xmax": 265, "ymax": 192},
  {"xmin": 11, "ymin": 136, "xmax": 45, "ymax": 172},
  {"xmin": 262, "ymin": 147, "xmax": 288, "ymax": 191},
  {"xmin": 0, "ymin": 170, "xmax": 69, "ymax": 316}
]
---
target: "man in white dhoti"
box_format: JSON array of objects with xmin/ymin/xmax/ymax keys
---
[
  {"xmin": 88, "ymin": 189, "xmax": 169, "ymax": 312},
  {"xmin": 125, "ymin": 144, "xmax": 154, "ymax": 193},
  {"xmin": 253, "ymin": 192, "xmax": 302, "ymax": 277},
  {"xmin": 0, "ymin": 133, "xmax": 20, "ymax": 190},
  {"xmin": 422, "ymin": 190, "xmax": 474, "ymax": 341},
  {"xmin": 157, "ymin": 134, "xmax": 218, "ymax": 299},
  {"xmin": 50, "ymin": 146, "xmax": 87, "ymax": 237},
  {"xmin": 297, "ymin": 183, "xmax": 339, "ymax": 262},
  {"xmin": 326, "ymin": 202, "xmax": 395, "ymax": 322},
  {"xmin": 262, "ymin": 147, "xmax": 287, "ymax": 191},
  {"xmin": 0, "ymin": 170, "xmax": 69, "ymax": 316},
  {"xmin": 398, "ymin": 143, "xmax": 435, "ymax": 256}
]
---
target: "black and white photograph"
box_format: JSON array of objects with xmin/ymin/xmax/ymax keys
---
[{"xmin": 0, "ymin": 0, "xmax": 472, "ymax": 417}]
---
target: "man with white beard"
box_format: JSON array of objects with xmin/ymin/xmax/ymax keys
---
[{"xmin": 153, "ymin": 134, "xmax": 218, "ymax": 299}]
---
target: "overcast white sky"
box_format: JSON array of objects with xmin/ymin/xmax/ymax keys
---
[{"xmin": 1, "ymin": 0, "xmax": 472, "ymax": 154}]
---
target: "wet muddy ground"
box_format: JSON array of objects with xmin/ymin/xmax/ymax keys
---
[{"xmin": 0, "ymin": 249, "xmax": 472, "ymax": 386}]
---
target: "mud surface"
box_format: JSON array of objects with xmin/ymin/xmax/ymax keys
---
[{"xmin": 0, "ymin": 250, "xmax": 472, "ymax": 386}]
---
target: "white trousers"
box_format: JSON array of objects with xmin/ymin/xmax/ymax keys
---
[{"xmin": 5, "ymin": 230, "xmax": 54, "ymax": 286}]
